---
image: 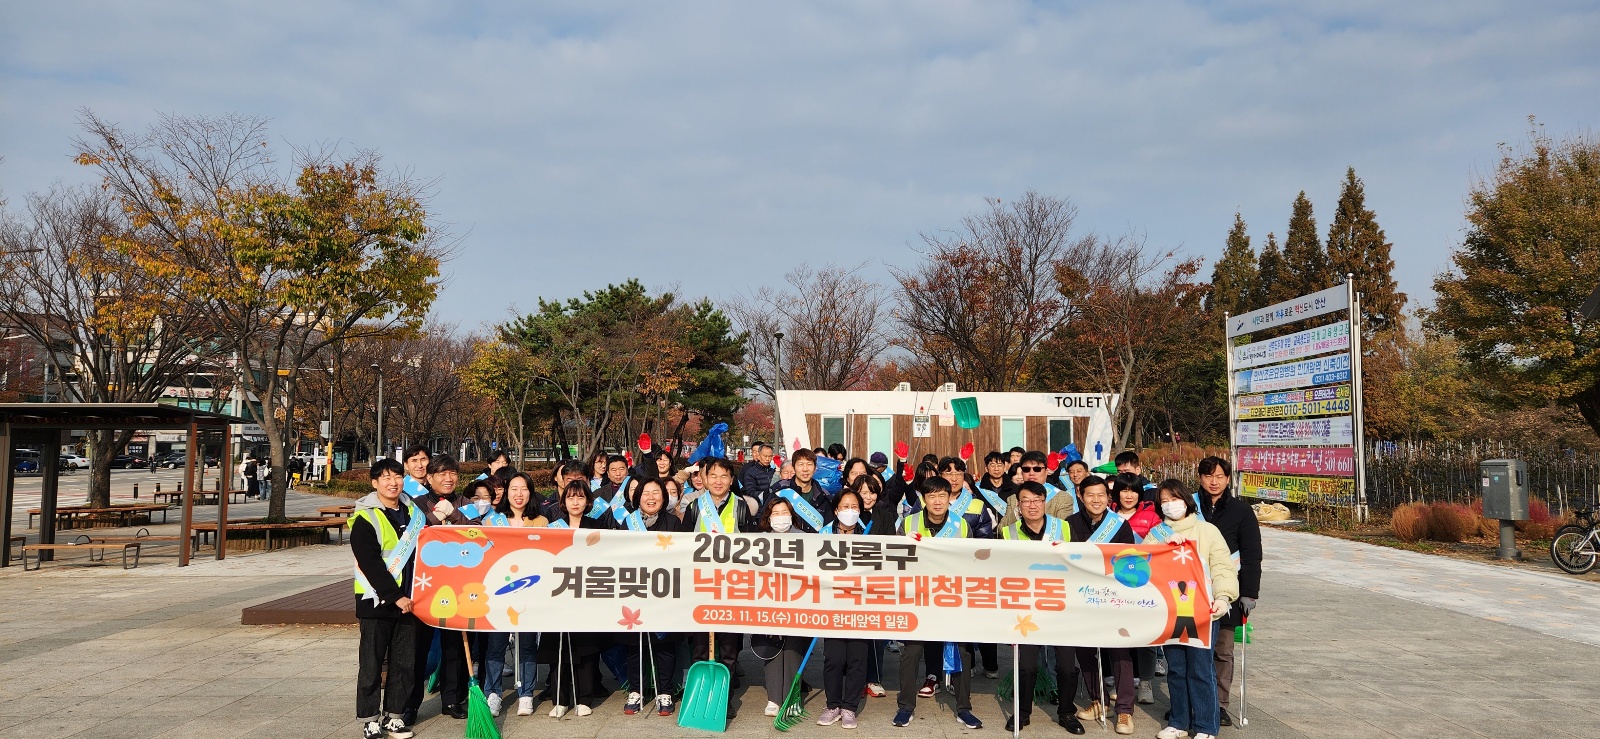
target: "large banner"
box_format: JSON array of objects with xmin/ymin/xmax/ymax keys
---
[
  {"xmin": 1240, "ymin": 471, "xmax": 1356, "ymax": 504},
  {"xmin": 410, "ymin": 526, "xmax": 1217, "ymax": 649},
  {"xmin": 1227, "ymin": 284, "xmax": 1350, "ymax": 338},
  {"xmin": 1237, "ymin": 446, "xmax": 1355, "ymax": 477}
]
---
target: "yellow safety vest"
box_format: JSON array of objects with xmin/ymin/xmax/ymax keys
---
[
  {"xmin": 696, "ymin": 495, "xmax": 742, "ymax": 533},
  {"xmin": 903, "ymin": 512, "xmax": 969, "ymax": 538},
  {"xmin": 1000, "ymin": 516, "xmax": 1065, "ymax": 542},
  {"xmin": 350, "ymin": 507, "xmax": 404, "ymax": 596}
]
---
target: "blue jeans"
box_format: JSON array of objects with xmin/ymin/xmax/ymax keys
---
[
  {"xmin": 483, "ymin": 633, "xmax": 539, "ymax": 698},
  {"xmin": 1166, "ymin": 622, "xmax": 1220, "ymax": 735}
]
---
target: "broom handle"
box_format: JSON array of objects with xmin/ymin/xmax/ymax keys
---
[
  {"xmin": 795, "ymin": 637, "xmax": 818, "ymax": 676},
  {"xmin": 461, "ymin": 632, "xmax": 476, "ymax": 679},
  {"xmin": 709, "ymin": 632, "xmax": 716, "ymax": 663}
]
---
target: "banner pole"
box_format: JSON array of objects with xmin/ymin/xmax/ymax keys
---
[
  {"xmin": 1224, "ymin": 311, "xmax": 1240, "ymax": 497},
  {"xmin": 1347, "ymin": 275, "xmax": 1369, "ymax": 523},
  {"xmin": 1012, "ymin": 644, "xmax": 1020, "ymax": 738}
]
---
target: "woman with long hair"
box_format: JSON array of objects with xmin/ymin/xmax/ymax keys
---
[
  {"xmin": 816, "ymin": 489, "xmax": 872, "ymax": 729},
  {"xmin": 477, "ymin": 474, "xmax": 546, "ymax": 717},
  {"xmin": 618, "ymin": 479, "xmax": 683, "ymax": 718},
  {"xmin": 540, "ymin": 481, "xmax": 609, "ymax": 717},
  {"xmin": 756, "ymin": 498, "xmax": 812, "ymax": 720}
]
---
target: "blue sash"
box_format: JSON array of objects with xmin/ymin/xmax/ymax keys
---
[
  {"xmin": 1044, "ymin": 482, "xmax": 1078, "ymax": 516},
  {"xmin": 624, "ymin": 509, "xmax": 648, "ymax": 532},
  {"xmin": 589, "ymin": 478, "xmax": 603, "ymax": 492},
  {"xmin": 975, "ymin": 485, "xmax": 1007, "ymax": 518},
  {"xmin": 696, "ymin": 493, "xmax": 736, "ymax": 533},
  {"xmin": 586, "ymin": 495, "xmax": 610, "ymax": 519},
  {"xmin": 479, "ymin": 510, "xmax": 509, "ymax": 527},
  {"xmin": 820, "ymin": 521, "xmax": 872, "ymax": 535},
  {"xmin": 402, "ymin": 477, "xmax": 427, "ymax": 497},
  {"xmin": 1088, "ymin": 511, "xmax": 1124, "ymax": 544},
  {"xmin": 1192, "ymin": 493, "xmax": 1206, "ymax": 523},
  {"xmin": 547, "ymin": 518, "xmax": 570, "ymax": 529},
  {"xmin": 951, "ymin": 488, "xmax": 973, "ymax": 522},
  {"xmin": 776, "ymin": 486, "xmax": 826, "ymax": 532},
  {"xmin": 609, "ymin": 477, "xmax": 632, "ymax": 523},
  {"xmin": 353, "ymin": 501, "xmax": 424, "ymax": 604},
  {"xmin": 935, "ymin": 513, "xmax": 964, "ymax": 539},
  {"xmin": 1146, "ymin": 521, "xmax": 1175, "ymax": 542}
]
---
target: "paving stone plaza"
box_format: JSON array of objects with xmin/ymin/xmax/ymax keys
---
[{"xmin": 4, "ymin": 481, "xmax": 1597, "ymax": 739}]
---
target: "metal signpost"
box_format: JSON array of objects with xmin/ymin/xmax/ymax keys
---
[{"xmin": 1225, "ymin": 278, "xmax": 1369, "ymax": 521}]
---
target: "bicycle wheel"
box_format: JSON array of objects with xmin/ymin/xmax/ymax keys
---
[{"xmin": 1550, "ymin": 525, "xmax": 1598, "ymax": 575}]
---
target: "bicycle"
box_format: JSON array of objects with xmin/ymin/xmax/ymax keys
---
[{"xmin": 1550, "ymin": 505, "xmax": 1599, "ymax": 575}]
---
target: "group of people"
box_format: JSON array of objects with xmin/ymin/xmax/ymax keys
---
[{"xmin": 350, "ymin": 441, "xmax": 1262, "ymax": 739}]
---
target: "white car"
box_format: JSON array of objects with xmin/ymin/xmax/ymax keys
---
[{"xmin": 62, "ymin": 455, "xmax": 90, "ymax": 469}]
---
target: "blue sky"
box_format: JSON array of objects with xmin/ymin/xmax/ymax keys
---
[{"xmin": 3, "ymin": 1, "xmax": 1596, "ymax": 329}]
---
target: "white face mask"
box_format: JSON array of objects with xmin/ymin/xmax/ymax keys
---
[
  {"xmin": 475, "ymin": 500, "xmax": 490, "ymax": 515},
  {"xmin": 835, "ymin": 509, "xmax": 861, "ymax": 528},
  {"xmin": 770, "ymin": 515, "xmax": 793, "ymax": 533},
  {"xmin": 1161, "ymin": 501, "xmax": 1188, "ymax": 521}
]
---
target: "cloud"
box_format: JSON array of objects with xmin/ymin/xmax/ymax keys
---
[{"xmin": 3, "ymin": 1, "xmax": 1597, "ymax": 325}]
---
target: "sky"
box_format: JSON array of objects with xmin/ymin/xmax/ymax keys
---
[{"xmin": 3, "ymin": 1, "xmax": 1597, "ymax": 330}]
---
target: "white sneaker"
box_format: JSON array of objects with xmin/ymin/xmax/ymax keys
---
[
  {"xmin": 1136, "ymin": 680, "xmax": 1154, "ymax": 704},
  {"xmin": 486, "ymin": 692, "xmax": 502, "ymax": 717},
  {"xmin": 549, "ymin": 705, "xmax": 568, "ymax": 718},
  {"xmin": 517, "ymin": 696, "xmax": 534, "ymax": 716},
  {"xmin": 1156, "ymin": 727, "xmax": 1186, "ymax": 739},
  {"xmin": 765, "ymin": 701, "xmax": 781, "ymax": 717},
  {"xmin": 1195, "ymin": 735, "xmax": 1217, "ymax": 739},
  {"xmin": 575, "ymin": 704, "xmax": 593, "ymax": 716},
  {"xmin": 1154, "ymin": 657, "xmax": 1167, "ymax": 676}
]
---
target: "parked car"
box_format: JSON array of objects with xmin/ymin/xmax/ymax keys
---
[
  {"xmin": 61, "ymin": 454, "xmax": 90, "ymax": 470},
  {"xmin": 108, "ymin": 455, "xmax": 148, "ymax": 469}
]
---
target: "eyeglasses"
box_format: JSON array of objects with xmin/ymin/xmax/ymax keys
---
[{"xmin": 1020, "ymin": 466, "xmax": 1045, "ymax": 472}]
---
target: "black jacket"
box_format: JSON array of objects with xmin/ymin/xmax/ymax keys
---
[
  {"xmin": 739, "ymin": 461, "xmax": 775, "ymax": 502},
  {"xmin": 1065, "ymin": 509, "xmax": 1136, "ymax": 544},
  {"xmin": 350, "ymin": 502, "xmax": 417, "ymax": 619},
  {"xmin": 1199, "ymin": 490, "xmax": 1262, "ymax": 600}
]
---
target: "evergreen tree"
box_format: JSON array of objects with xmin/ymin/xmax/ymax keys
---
[
  {"xmin": 1207, "ymin": 211, "xmax": 1259, "ymax": 316},
  {"xmin": 1281, "ymin": 191, "xmax": 1329, "ymax": 295},
  {"xmin": 1327, "ymin": 167, "xmax": 1406, "ymax": 333},
  {"xmin": 1256, "ymin": 232, "xmax": 1293, "ymax": 305}
]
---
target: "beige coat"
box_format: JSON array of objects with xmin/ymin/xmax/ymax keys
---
[{"xmin": 1167, "ymin": 512, "xmax": 1240, "ymax": 604}]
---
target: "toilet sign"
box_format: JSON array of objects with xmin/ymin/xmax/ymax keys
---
[{"xmin": 912, "ymin": 414, "xmax": 931, "ymax": 438}]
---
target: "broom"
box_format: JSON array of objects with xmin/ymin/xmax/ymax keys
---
[
  {"xmin": 773, "ymin": 638, "xmax": 818, "ymax": 731},
  {"xmin": 460, "ymin": 632, "xmax": 501, "ymax": 739}
]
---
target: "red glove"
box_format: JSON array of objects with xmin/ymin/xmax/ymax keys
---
[
  {"xmin": 894, "ymin": 440, "xmax": 909, "ymax": 461},
  {"xmin": 637, "ymin": 433, "xmax": 652, "ymax": 454},
  {"xmin": 902, "ymin": 464, "xmax": 915, "ymax": 483},
  {"xmin": 623, "ymin": 451, "xmax": 633, "ymax": 466},
  {"xmin": 959, "ymin": 442, "xmax": 974, "ymax": 462},
  {"xmin": 1047, "ymin": 452, "xmax": 1063, "ymax": 471}
]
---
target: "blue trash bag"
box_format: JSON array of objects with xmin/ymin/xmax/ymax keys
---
[
  {"xmin": 687, "ymin": 423, "xmax": 729, "ymax": 464},
  {"xmin": 814, "ymin": 456, "xmax": 843, "ymax": 495},
  {"xmin": 1059, "ymin": 443, "xmax": 1082, "ymax": 464}
]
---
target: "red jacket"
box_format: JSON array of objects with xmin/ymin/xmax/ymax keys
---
[{"xmin": 1120, "ymin": 501, "xmax": 1161, "ymax": 539}]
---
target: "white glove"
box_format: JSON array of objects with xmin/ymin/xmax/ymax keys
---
[
  {"xmin": 1210, "ymin": 597, "xmax": 1231, "ymax": 618},
  {"xmin": 433, "ymin": 499, "xmax": 455, "ymax": 518}
]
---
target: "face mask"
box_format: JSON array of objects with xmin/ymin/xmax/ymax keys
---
[
  {"xmin": 770, "ymin": 515, "xmax": 793, "ymax": 533},
  {"xmin": 475, "ymin": 501, "xmax": 490, "ymax": 515},
  {"xmin": 836, "ymin": 509, "xmax": 861, "ymax": 528},
  {"xmin": 1161, "ymin": 501, "xmax": 1188, "ymax": 520}
]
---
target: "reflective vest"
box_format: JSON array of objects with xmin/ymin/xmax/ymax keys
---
[
  {"xmin": 350, "ymin": 505, "xmax": 408, "ymax": 596},
  {"xmin": 696, "ymin": 495, "xmax": 742, "ymax": 533},
  {"xmin": 1001, "ymin": 516, "xmax": 1065, "ymax": 542},
  {"xmin": 902, "ymin": 511, "xmax": 969, "ymax": 538}
]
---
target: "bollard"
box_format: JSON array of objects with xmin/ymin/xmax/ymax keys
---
[
  {"xmin": 177, "ymin": 482, "xmax": 183, "ymax": 493},
  {"xmin": 156, "ymin": 483, "xmax": 161, "ymax": 493},
  {"xmin": 1497, "ymin": 519, "xmax": 1521, "ymax": 561},
  {"xmin": 133, "ymin": 484, "xmax": 139, "ymax": 499}
]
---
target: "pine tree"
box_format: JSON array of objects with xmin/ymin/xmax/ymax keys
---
[
  {"xmin": 1327, "ymin": 167, "xmax": 1406, "ymax": 333},
  {"xmin": 1256, "ymin": 232, "xmax": 1293, "ymax": 305},
  {"xmin": 1207, "ymin": 212, "xmax": 1259, "ymax": 316},
  {"xmin": 1281, "ymin": 191, "xmax": 1329, "ymax": 296}
]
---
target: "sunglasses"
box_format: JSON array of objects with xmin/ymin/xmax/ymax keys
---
[{"xmin": 1020, "ymin": 466, "xmax": 1046, "ymax": 472}]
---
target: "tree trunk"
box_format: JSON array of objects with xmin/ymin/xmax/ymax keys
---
[{"xmin": 85, "ymin": 429, "xmax": 131, "ymax": 508}]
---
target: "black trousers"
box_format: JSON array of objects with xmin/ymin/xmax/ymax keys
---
[
  {"xmin": 1016, "ymin": 644, "xmax": 1077, "ymax": 724},
  {"xmin": 823, "ymin": 638, "xmax": 868, "ymax": 712},
  {"xmin": 357, "ymin": 616, "xmax": 416, "ymax": 720},
  {"xmin": 977, "ymin": 642, "xmax": 999, "ymax": 672},
  {"xmin": 411, "ymin": 621, "xmax": 467, "ymax": 711},
  {"xmin": 547, "ymin": 643, "xmax": 604, "ymax": 708},
  {"xmin": 624, "ymin": 633, "xmax": 680, "ymax": 697},
  {"xmin": 897, "ymin": 641, "xmax": 971, "ymax": 712},
  {"xmin": 689, "ymin": 632, "xmax": 742, "ymax": 675}
]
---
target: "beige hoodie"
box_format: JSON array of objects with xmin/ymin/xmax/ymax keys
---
[{"xmin": 1168, "ymin": 512, "xmax": 1240, "ymax": 604}]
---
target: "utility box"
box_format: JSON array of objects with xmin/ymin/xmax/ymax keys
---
[{"xmin": 1481, "ymin": 459, "xmax": 1529, "ymax": 521}]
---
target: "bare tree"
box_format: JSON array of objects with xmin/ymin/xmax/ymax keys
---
[
  {"xmin": 728, "ymin": 263, "xmax": 889, "ymax": 397},
  {"xmin": 0, "ymin": 185, "xmax": 218, "ymax": 505},
  {"xmin": 891, "ymin": 192, "xmax": 1111, "ymax": 392}
]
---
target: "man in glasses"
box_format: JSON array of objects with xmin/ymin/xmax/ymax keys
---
[{"xmin": 1000, "ymin": 450, "xmax": 1076, "ymax": 527}]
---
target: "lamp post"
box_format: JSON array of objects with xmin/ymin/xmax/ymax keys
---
[
  {"xmin": 373, "ymin": 363, "xmax": 385, "ymax": 463},
  {"xmin": 773, "ymin": 332, "xmax": 784, "ymax": 452},
  {"xmin": 325, "ymin": 366, "xmax": 336, "ymax": 480}
]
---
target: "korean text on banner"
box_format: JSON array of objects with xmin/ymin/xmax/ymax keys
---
[
  {"xmin": 1237, "ymin": 446, "xmax": 1355, "ymax": 477},
  {"xmin": 1235, "ymin": 353, "xmax": 1352, "ymax": 394},
  {"xmin": 1227, "ymin": 284, "xmax": 1350, "ymax": 338},
  {"xmin": 1232, "ymin": 322, "xmax": 1351, "ymax": 370},
  {"xmin": 410, "ymin": 527, "xmax": 1216, "ymax": 650},
  {"xmin": 1240, "ymin": 472, "xmax": 1356, "ymax": 504},
  {"xmin": 1236, "ymin": 416, "xmax": 1354, "ymax": 447},
  {"xmin": 1235, "ymin": 393, "xmax": 1353, "ymax": 420}
]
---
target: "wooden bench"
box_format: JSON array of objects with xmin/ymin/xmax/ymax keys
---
[
  {"xmin": 21, "ymin": 542, "xmax": 140, "ymax": 571},
  {"xmin": 27, "ymin": 504, "xmax": 169, "ymax": 529},
  {"xmin": 191, "ymin": 518, "xmax": 349, "ymax": 551},
  {"xmin": 317, "ymin": 505, "xmax": 356, "ymax": 518},
  {"xmin": 8, "ymin": 535, "xmax": 23, "ymax": 562}
]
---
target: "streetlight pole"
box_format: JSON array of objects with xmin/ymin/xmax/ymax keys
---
[
  {"xmin": 773, "ymin": 332, "xmax": 784, "ymax": 452},
  {"xmin": 373, "ymin": 363, "xmax": 385, "ymax": 463},
  {"xmin": 326, "ymin": 367, "xmax": 336, "ymax": 481}
]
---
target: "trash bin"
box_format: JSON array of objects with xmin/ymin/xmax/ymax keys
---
[{"xmin": 1480, "ymin": 459, "xmax": 1528, "ymax": 560}]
